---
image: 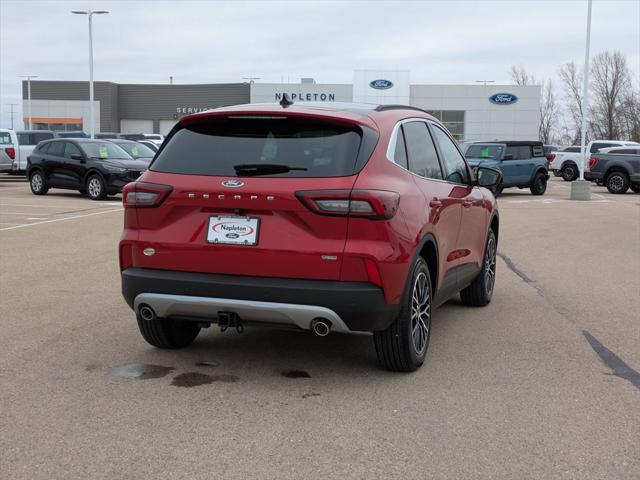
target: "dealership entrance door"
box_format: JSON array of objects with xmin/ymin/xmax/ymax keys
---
[{"xmin": 120, "ymin": 119, "xmax": 153, "ymax": 134}]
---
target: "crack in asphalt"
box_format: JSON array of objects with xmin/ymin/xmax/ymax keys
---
[
  {"xmin": 582, "ymin": 330, "xmax": 640, "ymax": 391},
  {"xmin": 497, "ymin": 252, "xmax": 535, "ymax": 284},
  {"xmin": 497, "ymin": 251, "xmax": 640, "ymax": 392}
]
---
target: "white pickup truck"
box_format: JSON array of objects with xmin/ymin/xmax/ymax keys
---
[
  {"xmin": 549, "ymin": 140, "xmax": 639, "ymax": 181},
  {"xmin": 0, "ymin": 129, "xmax": 56, "ymax": 174}
]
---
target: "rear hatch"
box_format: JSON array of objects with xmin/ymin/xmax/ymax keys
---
[{"xmin": 127, "ymin": 112, "xmax": 377, "ymax": 281}]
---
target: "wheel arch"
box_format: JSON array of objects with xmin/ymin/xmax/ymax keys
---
[
  {"xmin": 83, "ymin": 168, "xmax": 106, "ymax": 186},
  {"xmin": 489, "ymin": 212, "xmax": 499, "ymax": 245},
  {"xmin": 416, "ymin": 233, "xmax": 439, "ymax": 296},
  {"xmin": 604, "ymin": 164, "xmax": 630, "ymax": 179}
]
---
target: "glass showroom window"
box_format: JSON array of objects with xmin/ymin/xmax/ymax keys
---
[{"xmin": 426, "ymin": 110, "xmax": 465, "ymax": 141}]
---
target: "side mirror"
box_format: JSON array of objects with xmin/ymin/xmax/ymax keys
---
[
  {"xmin": 475, "ymin": 166, "xmax": 502, "ymax": 189},
  {"xmin": 71, "ymin": 154, "xmax": 84, "ymax": 162},
  {"xmin": 503, "ymin": 154, "xmax": 514, "ymax": 160}
]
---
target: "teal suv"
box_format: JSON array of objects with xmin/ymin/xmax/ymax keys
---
[{"xmin": 465, "ymin": 141, "xmax": 549, "ymax": 196}]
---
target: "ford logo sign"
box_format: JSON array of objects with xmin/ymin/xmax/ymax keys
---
[
  {"xmin": 369, "ymin": 79, "xmax": 394, "ymax": 90},
  {"xmin": 489, "ymin": 93, "xmax": 518, "ymax": 105},
  {"xmin": 225, "ymin": 233, "xmax": 240, "ymax": 239},
  {"xmin": 221, "ymin": 179, "xmax": 244, "ymax": 188}
]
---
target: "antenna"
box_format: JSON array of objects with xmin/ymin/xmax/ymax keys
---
[{"xmin": 279, "ymin": 93, "xmax": 293, "ymax": 108}]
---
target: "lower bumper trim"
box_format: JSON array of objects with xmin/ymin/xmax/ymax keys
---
[{"xmin": 134, "ymin": 293, "xmax": 353, "ymax": 333}]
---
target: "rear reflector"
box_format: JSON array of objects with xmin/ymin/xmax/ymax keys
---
[
  {"xmin": 5, "ymin": 147, "xmax": 15, "ymax": 160},
  {"xmin": 363, "ymin": 258, "xmax": 383, "ymax": 287},
  {"xmin": 588, "ymin": 157, "xmax": 598, "ymax": 170},
  {"xmin": 123, "ymin": 182, "xmax": 172, "ymax": 208},
  {"xmin": 119, "ymin": 243, "xmax": 133, "ymax": 271},
  {"xmin": 296, "ymin": 189, "xmax": 400, "ymax": 220}
]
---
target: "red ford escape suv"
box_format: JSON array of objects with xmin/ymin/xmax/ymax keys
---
[{"xmin": 120, "ymin": 100, "xmax": 501, "ymax": 372}]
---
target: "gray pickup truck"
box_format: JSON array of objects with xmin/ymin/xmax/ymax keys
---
[{"xmin": 585, "ymin": 147, "xmax": 640, "ymax": 194}]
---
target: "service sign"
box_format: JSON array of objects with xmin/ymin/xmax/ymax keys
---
[
  {"xmin": 207, "ymin": 216, "xmax": 259, "ymax": 245},
  {"xmin": 489, "ymin": 93, "xmax": 518, "ymax": 105}
]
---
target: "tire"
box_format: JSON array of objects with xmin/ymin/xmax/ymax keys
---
[
  {"xmin": 136, "ymin": 314, "xmax": 201, "ymax": 349},
  {"xmin": 530, "ymin": 172, "xmax": 547, "ymax": 195},
  {"xmin": 605, "ymin": 171, "xmax": 629, "ymax": 194},
  {"xmin": 86, "ymin": 173, "xmax": 107, "ymax": 200},
  {"xmin": 374, "ymin": 257, "xmax": 432, "ymax": 372},
  {"xmin": 629, "ymin": 183, "xmax": 640, "ymax": 193},
  {"xmin": 552, "ymin": 170, "xmax": 561, "ymax": 177},
  {"xmin": 29, "ymin": 170, "xmax": 49, "ymax": 195},
  {"xmin": 561, "ymin": 163, "xmax": 578, "ymax": 182},
  {"xmin": 460, "ymin": 229, "xmax": 497, "ymax": 307}
]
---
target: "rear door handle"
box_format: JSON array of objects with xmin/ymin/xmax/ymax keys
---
[{"xmin": 429, "ymin": 198, "xmax": 443, "ymax": 208}]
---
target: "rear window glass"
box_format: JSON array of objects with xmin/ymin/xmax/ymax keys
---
[
  {"xmin": 151, "ymin": 118, "xmax": 363, "ymax": 177},
  {"xmin": 0, "ymin": 132, "xmax": 12, "ymax": 145}
]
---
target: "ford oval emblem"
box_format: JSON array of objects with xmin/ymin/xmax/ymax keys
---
[
  {"xmin": 489, "ymin": 93, "xmax": 518, "ymax": 105},
  {"xmin": 369, "ymin": 79, "xmax": 394, "ymax": 90},
  {"xmin": 222, "ymin": 179, "xmax": 244, "ymax": 188}
]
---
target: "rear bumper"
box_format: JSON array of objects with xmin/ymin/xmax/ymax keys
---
[
  {"xmin": 585, "ymin": 171, "xmax": 603, "ymax": 181},
  {"xmin": 121, "ymin": 268, "xmax": 400, "ymax": 333}
]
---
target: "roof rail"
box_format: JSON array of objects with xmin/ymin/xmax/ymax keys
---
[{"xmin": 373, "ymin": 105, "xmax": 430, "ymax": 114}]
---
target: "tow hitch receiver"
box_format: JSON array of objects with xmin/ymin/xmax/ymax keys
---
[{"xmin": 217, "ymin": 311, "xmax": 244, "ymax": 333}]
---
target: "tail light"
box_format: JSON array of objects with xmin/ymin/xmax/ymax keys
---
[
  {"xmin": 547, "ymin": 153, "xmax": 555, "ymax": 162},
  {"xmin": 5, "ymin": 147, "xmax": 15, "ymax": 160},
  {"xmin": 588, "ymin": 157, "xmax": 598, "ymax": 170},
  {"xmin": 123, "ymin": 181, "xmax": 172, "ymax": 208},
  {"xmin": 296, "ymin": 189, "xmax": 400, "ymax": 220}
]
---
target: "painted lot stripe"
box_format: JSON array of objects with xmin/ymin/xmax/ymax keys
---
[{"xmin": 0, "ymin": 208, "xmax": 122, "ymax": 231}]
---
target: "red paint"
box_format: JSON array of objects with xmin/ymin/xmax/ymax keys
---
[{"xmin": 120, "ymin": 105, "xmax": 497, "ymax": 306}]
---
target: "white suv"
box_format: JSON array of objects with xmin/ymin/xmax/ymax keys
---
[{"xmin": 550, "ymin": 140, "xmax": 640, "ymax": 181}]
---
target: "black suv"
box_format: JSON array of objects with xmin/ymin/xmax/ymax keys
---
[{"xmin": 27, "ymin": 139, "xmax": 149, "ymax": 200}]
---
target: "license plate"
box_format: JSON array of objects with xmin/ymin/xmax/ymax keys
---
[{"xmin": 207, "ymin": 216, "xmax": 259, "ymax": 245}]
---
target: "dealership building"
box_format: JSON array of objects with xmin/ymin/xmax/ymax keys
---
[{"xmin": 22, "ymin": 70, "xmax": 541, "ymax": 141}]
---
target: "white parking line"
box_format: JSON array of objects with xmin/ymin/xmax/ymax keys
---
[
  {"xmin": 27, "ymin": 217, "xmax": 48, "ymax": 220},
  {"xmin": 0, "ymin": 208, "xmax": 122, "ymax": 231}
]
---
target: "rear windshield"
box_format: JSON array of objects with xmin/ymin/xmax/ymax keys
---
[
  {"xmin": 0, "ymin": 132, "xmax": 12, "ymax": 145},
  {"xmin": 465, "ymin": 144, "xmax": 504, "ymax": 159},
  {"xmin": 151, "ymin": 117, "xmax": 363, "ymax": 177}
]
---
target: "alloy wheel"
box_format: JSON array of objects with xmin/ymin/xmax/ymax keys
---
[
  {"xmin": 608, "ymin": 175, "xmax": 624, "ymax": 192},
  {"xmin": 411, "ymin": 272, "xmax": 430, "ymax": 356},
  {"xmin": 485, "ymin": 235, "xmax": 497, "ymax": 296},
  {"xmin": 88, "ymin": 177, "xmax": 102, "ymax": 198},
  {"xmin": 31, "ymin": 173, "xmax": 43, "ymax": 192}
]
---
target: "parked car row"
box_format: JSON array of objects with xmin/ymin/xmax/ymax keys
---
[
  {"xmin": 0, "ymin": 129, "xmax": 163, "ymax": 174},
  {"xmin": 27, "ymin": 138, "xmax": 153, "ymax": 200},
  {"xmin": 548, "ymin": 140, "xmax": 639, "ymax": 181}
]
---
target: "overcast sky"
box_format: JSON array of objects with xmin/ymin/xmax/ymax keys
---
[{"xmin": 1, "ymin": 0, "xmax": 639, "ymax": 129}]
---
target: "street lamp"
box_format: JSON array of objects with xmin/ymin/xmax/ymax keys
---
[
  {"xmin": 476, "ymin": 80, "xmax": 494, "ymax": 140},
  {"xmin": 72, "ymin": 10, "xmax": 109, "ymax": 139},
  {"xmin": 20, "ymin": 75, "xmax": 39, "ymax": 130}
]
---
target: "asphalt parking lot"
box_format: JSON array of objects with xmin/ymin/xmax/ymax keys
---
[{"xmin": 1, "ymin": 174, "xmax": 638, "ymax": 479}]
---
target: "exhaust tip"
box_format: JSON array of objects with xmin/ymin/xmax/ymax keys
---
[
  {"xmin": 311, "ymin": 318, "xmax": 331, "ymax": 337},
  {"xmin": 139, "ymin": 305, "xmax": 156, "ymax": 321}
]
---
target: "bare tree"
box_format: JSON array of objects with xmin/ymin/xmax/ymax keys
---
[
  {"xmin": 619, "ymin": 87, "xmax": 640, "ymax": 142},
  {"xmin": 558, "ymin": 61, "xmax": 583, "ymax": 143},
  {"xmin": 539, "ymin": 80, "xmax": 557, "ymax": 144},
  {"xmin": 589, "ymin": 51, "xmax": 632, "ymax": 140},
  {"xmin": 510, "ymin": 65, "xmax": 536, "ymax": 86}
]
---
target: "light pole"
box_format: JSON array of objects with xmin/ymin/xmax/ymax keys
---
[
  {"xmin": 571, "ymin": 0, "xmax": 593, "ymax": 200},
  {"xmin": 72, "ymin": 10, "xmax": 109, "ymax": 138},
  {"xmin": 19, "ymin": 75, "xmax": 38, "ymax": 129},
  {"xmin": 476, "ymin": 80, "xmax": 494, "ymax": 140},
  {"xmin": 6, "ymin": 103, "xmax": 18, "ymax": 130}
]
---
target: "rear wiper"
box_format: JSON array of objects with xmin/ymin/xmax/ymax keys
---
[{"xmin": 233, "ymin": 163, "xmax": 308, "ymax": 176}]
